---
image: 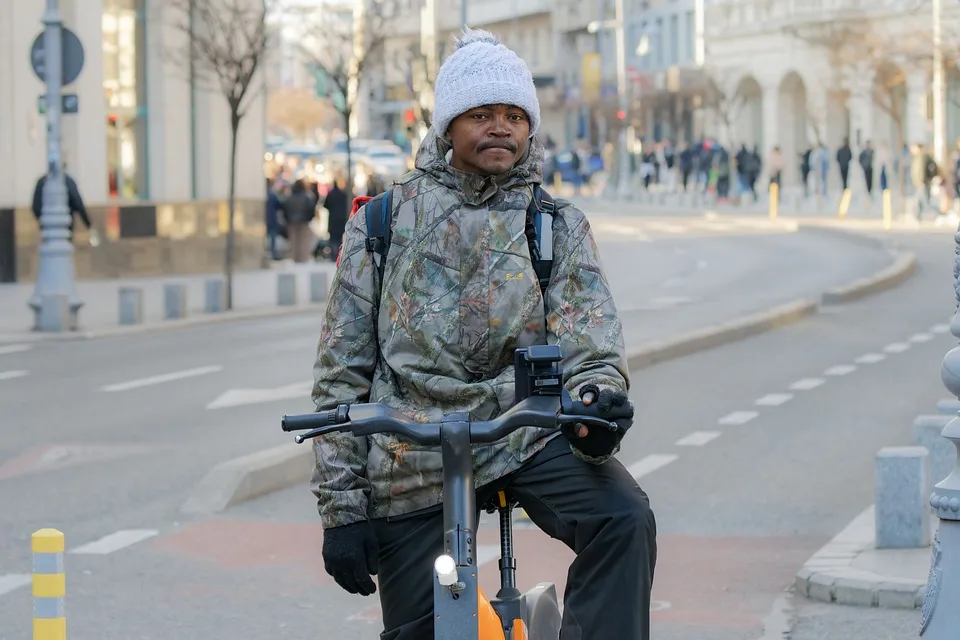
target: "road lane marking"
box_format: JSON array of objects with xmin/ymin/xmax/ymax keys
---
[
  {"xmin": 824, "ymin": 365, "xmax": 856, "ymax": 376},
  {"xmin": 70, "ymin": 529, "xmax": 159, "ymax": 554},
  {"xmin": 718, "ymin": 411, "xmax": 758, "ymax": 425},
  {"xmin": 675, "ymin": 431, "xmax": 721, "ymax": 446},
  {"xmin": 909, "ymin": 333, "xmax": 933, "ymax": 343},
  {"xmin": 855, "ymin": 353, "xmax": 886, "ymax": 364},
  {"xmin": 755, "ymin": 393, "xmax": 793, "ymax": 407},
  {"xmin": 932, "ymin": 324, "xmax": 950, "ymax": 334},
  {"xmin": 790, "ymin": 378, "xmax": 824, "ymax": 391},
  {"xmin": 628, "ymin": 454, "xmax": 678, "ymax": 479},
  {"xmin": 0, "ymin": 574, "xmax": 31, "ymax": 596},
  {"xmin": 101, "ymin": 366, "xmax": 223, "ymax": 392},
  {"xmin": 883, "ymin": 343, "xmax": 911, "ymax": 354},
  {"xmin": 0, "ymin": 344, "xmax": 31, "ymax": 356},
  {"xmin": 0, "ymin": 370, "xmax": 28, "ymax": 381}
]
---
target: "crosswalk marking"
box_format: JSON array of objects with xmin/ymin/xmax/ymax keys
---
[
  {"xmin": 628, "ymin": 454, "xmax": 678, "ymax": 479},
  {"xmin": 102, "ymin": 366, "xmax": 223, "ymax": 392},
  {"xmin": 790, "ymin": 378, "xmax": 824, "ymax": 391},
  {"xmin": 718, "ymin": 411, "xmax": 759, "ymax": 425},
  {"xmin": 0, "ymin": 574, "xmax": 31, "ymax": 597},
  {"xmin": 0, "ymin": 344, "xmax": 32, "ymax": 356},
  {"xmin": 755, "ymin": 393, "xmax": 793, "ymax": 407},
  {"xmin": 824, "ymin": 365, "xmax": 856, "ymax": 376},
  {"xmin": 675, "ymin": 431, "xmax": 721, "ymax": 447},
  {"xmin": 855, "ymin": 353, "xmax": 886, "ymax": 364},
  {"xmin": 0, "ymin": 370, "xmax": 28, "ymax": 381}
]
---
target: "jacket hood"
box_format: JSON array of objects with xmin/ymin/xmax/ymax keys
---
[{"xmin": 412, "ymin": 128, "xmax": 545, "ymax": 205}]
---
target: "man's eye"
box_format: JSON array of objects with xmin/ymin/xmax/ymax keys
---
[
  {"xmin": 508, "ymin": 114, "xmax": 524, "ymax": 121},
  {"xmin": 472, "ymin": 113, "xmax": 488, "ymax": 120}
]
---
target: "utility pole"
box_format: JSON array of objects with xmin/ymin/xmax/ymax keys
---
[
  {"xmin": 614, "ymin": 0, "xmax": 632, "ymax": 200},
  {"xmin": 419, "ymin": 0, "xmax": 438, "ymax": 145},
  {"xmin": 29, "ymin": 0, "xmax": 82, "ymax": 331},
  {"xmin": 461, "ymin": 0, "xmax": 467, "ymax": 29},
  {"xmin": 932, "ymin": 0, "xmax": 946, "ymax": 166}
]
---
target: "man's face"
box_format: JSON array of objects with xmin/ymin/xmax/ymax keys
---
[{"xmin": 447, "ymin": 104, "xmax": 530, "ymax": 176}]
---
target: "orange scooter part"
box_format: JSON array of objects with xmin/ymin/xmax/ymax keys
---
[{"xmin": 478, "ymin": 588, "xmax": 528, "ymax": 640}]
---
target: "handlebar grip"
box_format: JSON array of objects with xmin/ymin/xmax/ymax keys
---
[{"xmin": 281, "ymin": 406, "xmax": 344, "ymax": 432}]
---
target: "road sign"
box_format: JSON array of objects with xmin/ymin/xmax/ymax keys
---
[
  {"xmin": 37, "ymin": 93, "xmax": 79, "ymax": 115},
  {"xmin": 30, "ymin": 28, "xmax": 85, "ymax": 85}
]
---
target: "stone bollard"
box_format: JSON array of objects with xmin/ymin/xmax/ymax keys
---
[
  {"xmin": 915, "ymin": 415, "xmax": 956, "ymax": 485},
  {"xmin": 32, "ymin": 528, "xmax": 66, "ymax": 639},
  {"xmin": 36, "ymin": 294, "xmax": 70, "ymax": 332},
  {"xmin": 310, "ymin": 272, "xmax": 328, "ymax": 304},
  {"xmin": 937, "ymin": 398, "xmax": 960, "ymax": 415},
  {"xmin": 277, "ymin": 273, "xmax": 297, "ymax": 307},
  {"xmin": 875, "ymin": 446, "xmax": 931, "ymax": 549},
  {"xmin": 164, "ymin": 283, "xmax": 188, "ymax": 320},
  {"xmin": 118, "ymin": 287, "xmax": 144, "ymax": 325},
  {"xmin": 204, "ymin": 279, "xmax": 225, "ymax": 313}
]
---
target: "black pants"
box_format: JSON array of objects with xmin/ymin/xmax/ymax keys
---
[{"xmin": 371, "ymin": 437, "xmax": 658, "ymax": 640}]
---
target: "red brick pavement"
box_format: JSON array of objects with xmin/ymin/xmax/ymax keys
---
[{"xmin": 151, "ymin": 516, "xmax": 825, "ymax": 634}]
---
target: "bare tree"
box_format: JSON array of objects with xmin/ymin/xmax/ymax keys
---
[
  {"xmin": 299, "ymin": 0, "xmax": 398, "ymax": 203},
  {"xmin": 164, "ymin": 0, "xmax": 273, "ymax": 310},
  {"xmin": 699, "ymin": 66, "xmax": 748, "ymax": 145},
  {"xmin": 268, "ymin": 87, "xmax": 337, "ymax": 140}
]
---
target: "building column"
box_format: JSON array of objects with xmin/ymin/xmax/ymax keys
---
[
  {"xmin": 761, "ymin": 80, "xmax": 778, "ymax": 158},
  {"xmin": 906, "ymin": 73, "xmax": 930, "ymax": 147}
]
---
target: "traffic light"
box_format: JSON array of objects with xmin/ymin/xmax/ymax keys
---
[{"xmin": 617, "ymin": 110, "xmax": 626, "ymax": 120}]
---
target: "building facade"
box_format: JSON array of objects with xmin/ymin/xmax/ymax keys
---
[
  {"xmin": 703, "ymin": 0, "xmax": 960, "ymax": 188},
  {"xmin": 0, "ymin": 0, "xmax": 266, "ymax": 211}
]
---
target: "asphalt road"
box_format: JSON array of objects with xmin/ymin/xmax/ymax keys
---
[{"xmin": 0, "ymin": 219, "xmax": 941, "ymax": 639}]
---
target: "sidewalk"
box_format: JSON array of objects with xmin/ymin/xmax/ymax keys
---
[
  {"xmin": 795, "ymin": 505, "xmax": 933, "ymax": 609},
  {"xmin": 0, "ymin": 260, "xmax": 338, "ymax": 341}
]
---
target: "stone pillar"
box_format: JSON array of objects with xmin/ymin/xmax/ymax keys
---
[{"xmin": 922, "ymin": 225, "xmax": 960, "ymax": 637}]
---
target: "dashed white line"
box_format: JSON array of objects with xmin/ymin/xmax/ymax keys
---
[
  {"xmin": 0, "ymin": 370, "xmax": 28, "ymax": 381},
  {"xmin": 0, "ymin": 344, "xmax": 31, "ymax": 356},
  {"xmin": 70, "ymin": 529, "xmax": 159, "ymax": 554},
  {"xmin": 718, "ymin": 411, "xmax": 759, "ymax": 425},
  {"xmin": 101, "ymin": 366, "xmax": 223, "ymax": 392},
  {"xmin": 675, "ymin": 431, "xmax": 721, "ymax": 446},
  {"xmin": 790, "ymin": 378, "xmax": 825, "ymax": 391},
  {"xmin": 824, "ymin": 365, "xmax": 857, "ymax": 376},
  {"xmin": 0, "ymin": 574, "xmax": 31, "ymax": 596},
  {"xmin": 755, "ymin": 393, "xmax": 794, "ymax": 407},
  {"xmin": 855, "ymin": 353, "xmax": 886, "ymax": 364},
  {"xmin": 628, "ymin": 454, "xmax": 679, "ymax": 479},
  {"xmin": 883, "ymin": 343, "xmax": 911, "ymax": 354},
  {"xmin": 932, "ymin": 324, "xmax": 951, "ymax": 334},
  {"xmin": 909, "ymin": 333, "xmax": 934, "ymax": 343}
]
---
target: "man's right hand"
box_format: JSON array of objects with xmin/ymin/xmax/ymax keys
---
[{"xmin": 322, "ymin": 520, "xmax": 379, "ymax": 596}]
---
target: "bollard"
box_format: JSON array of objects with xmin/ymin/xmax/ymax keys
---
[
  {"xmin": 118, "ymin": 287, "xmax": 143, "ymax": 325},
  {"xmin": 310, "ymin": 272, "xmax": 328, "ymax": 304},
  {"xmin": 838, "ymin": 188, "xmax": 852, "ymax": 218},
  {"xmin": 204, "ymin": 279, "xmax": 225, "ymax": 313},
  {"xmin": 768, "ymin": 183, "xmax": 778, "ymax": 219},
  {"xmin": 32, "ymin": 528, "xmax": 65, "ymax": 640},
  {"xmin": 36, "ymin": 295, "xmax": 70, "ymax": 333},
  {"xmin": 882, "ymin": 189, "xmax": 893, "ymax": 229},
  {"xmin": 875, "ymin": 446, "xmax": 931, "ymax": 549},
  {"xmin": 922, "ymin": 224, "xmax": 960, "ymax": 636},
  {"xmin": 163, "ymin": 283, "xmax": 187, "ymax": 320},
  {"xmin": 277, "ymin": 273, "xmax": 297, "ymax": 307},
  {"xmin": 937, "ymin": 398, "xmax": 960, "ymax": 415},
  {"xmin": 915, "ymin": 415, "xmax": 956, "ymax": 484}
]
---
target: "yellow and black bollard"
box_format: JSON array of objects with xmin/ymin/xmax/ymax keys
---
[
  {"xmin": 768, "ymin": 183, "xmax": 778, "ymax": 219},
  {"xmin": 32, "ymin": 529, "xmax": 65, "ymax": 640}
]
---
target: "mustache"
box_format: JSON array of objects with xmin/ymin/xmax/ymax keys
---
[{"xmin": 477, "ymin": 140, "xmax": 518, "ymax": 153}]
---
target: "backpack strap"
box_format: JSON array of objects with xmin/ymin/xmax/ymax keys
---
[
  {"xmin": 530, "ymin": 185, "xmax": 556, "ymax": 292},
  {"xmin": 363, "ymin": 188, "xmax": 394, "ymax": 286}
]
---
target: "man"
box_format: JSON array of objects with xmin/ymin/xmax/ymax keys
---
[
  {"xmin": 31, "ymin": 164, "xmax": 97, "ymax": 245},
  {"xmin": 310, "ymin": 29, "xmax": 656, "ymax": 639}
]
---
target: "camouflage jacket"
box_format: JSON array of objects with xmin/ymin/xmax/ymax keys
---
[{"xmin": 310, "ymin": 129, "xmax": 629, "ymax": 529}]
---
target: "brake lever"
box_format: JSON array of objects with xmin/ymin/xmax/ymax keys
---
[
  {"xmin": 294, "ymin": 424, "xmax": 349, "ymax": 444},
  {"xmin": 556, "ymin": 414, "xmax": 620, "ymax": 432}
]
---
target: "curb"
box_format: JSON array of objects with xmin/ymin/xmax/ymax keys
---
[
  {"xmin": 626, "ymin": 298, "xmax": 818, "ymax": 370},
  {"xmin": 0, "ymin": 303, "xmax": 327, "ymax": 344},
  {"xmin": 181, "ymin": 443, "xmax": 315, "ymax": 515},
  {"xmin": 794, "ymin": 506, "xmax": 929, "ymax": 609},
  {"xmin": 182, "ymin": 228, "xmax": 921, "ymax": 515}
]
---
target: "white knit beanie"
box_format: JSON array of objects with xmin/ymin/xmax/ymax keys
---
[{"xmin": 432, "ymin": 28, "xmax": 541, "ymax": 139}]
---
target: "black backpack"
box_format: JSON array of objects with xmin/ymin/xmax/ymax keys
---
[{"xmin": 363, "ymin": 184, "xmax": 557, "ymax": 293}]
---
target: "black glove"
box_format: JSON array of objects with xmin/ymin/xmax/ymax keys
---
[
  {"xmin": 561, "ymin": 384, "xmax": 634, "ymax": 460},
  {"xmin": 322, "ymin": 521, "xmax": 379, "ymax": 596}
]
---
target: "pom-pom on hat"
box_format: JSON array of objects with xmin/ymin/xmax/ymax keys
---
[{"xmin": 432, "ymin": 28, "xmax": 541, "ymax": 139}]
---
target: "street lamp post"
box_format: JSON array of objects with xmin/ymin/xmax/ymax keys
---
[
  {"xmin": 932, "ymin": 0, "xmax": 946, "ymax": 166},
  {"xmin": 460, "ymin": 0, "xmax": 467, "ymax": 29},
  {"xmin": 28, "ymin": 0, "xmax": 83, "ymax": 332}
]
